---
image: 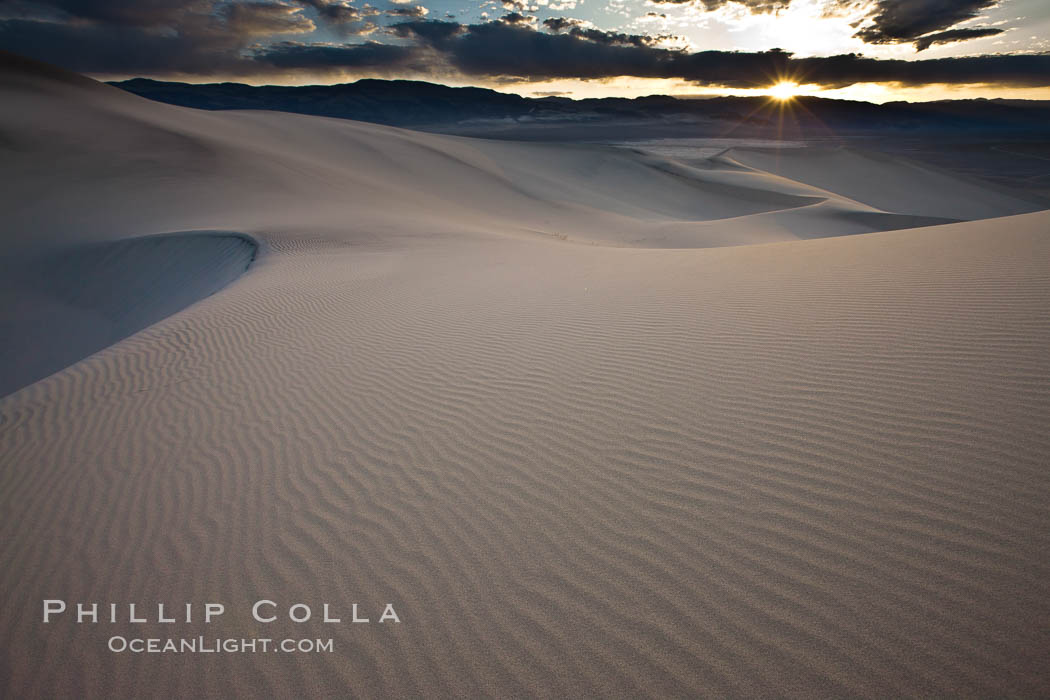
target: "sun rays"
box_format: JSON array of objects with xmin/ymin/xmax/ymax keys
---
[{"xmin": 768, "ymin": 81, "xmax": 801, "ymax": 101}]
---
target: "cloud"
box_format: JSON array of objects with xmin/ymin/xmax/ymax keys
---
[
  {"xmin": 253, "ymin": 39, "xmax": 420, "ymax": 70},
  {"xmin": 388, "ymin": 18, "xmax": 464, "ymax": 42},
  {"xmin": 646, "ymin": 0, "xmax": 791, "ymax": 10},
  {"xmin": 542, "ymin": 17, "xmax": 661, "ymax": 48},
  {"xmin": 914, "ymin": 26, "xmax": 1004, "ymax": 51},
  {"xmin": 386, "ymin": 5, "xmax": 429, "ymax": 19},
  {"xmin": 641, "ymin": 0, "xmax": 1008, "ymax": 51},
  {"xmin": 790, "ymin": 50, "xmax": 1049, "ymax": 88},
  {"xmin": 0, "ymin": 4, "xmax": 372, "ymax": 74},
  {"xmin": 0, "ymin": 1, "xmax": 384, "ymax": 73},
  {"xmin": 498, "ymin": 12, "xmax": 536, "ymax": 25},
  {"xmin": 294, "ymin": 1, "xmax": 378, "ymax": 25},
  {"xmin": 850, "ymin": 1, "xmax": 1012, "ymax": 53},
  {"xmin": 539, "ymin": 16, "xmax": 584, "ymax": 32},
  {"xmin": 8, "ymin": 0, "xmax": 206, "ymax": 27},
  {"xmin": 0, "ymin": 16, "xmax": 242, "ymax": 74},
  {"xmin": 221, "ymin": 2, "xmax": 315, "ymax": 36},
  {"xmin": 1, "ymin": 2, "xmax": 1046, "ymax": 88},
  {"xmin": 853, "ymin": 0, "xmax": 1000, "ymax": 44},
  {"xmin": 394, "ymin": 19, "xmax": 1050, "ymax": 87},
  {"xmin": 291, "ymin": 1, "xmax": 379, "ymax": 36}
]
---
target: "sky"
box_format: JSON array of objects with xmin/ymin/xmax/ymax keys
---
[{"xmin": 1, "ymin": 0, "xmax": 1049, "ymax": 101}]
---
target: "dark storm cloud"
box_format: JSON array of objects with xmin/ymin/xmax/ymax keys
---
[
  {"xmin": 393, "ymin": 19, "xmax": 1050, "ymax": 87},
  {"xmin": 0, "ymin": 17, "xmax": 242, "ymax": 74},
  {"xmin": 253, "ymin": 39, "xmax": 419, "ymax": 69},
  {"xmin": 539, "ymin": 17, "xmax": 582, "ymax": 32},
  {"xmin": 291, "ymin": 1, "xmax": 380, "ymax": 36},
  {"xmin": 1, "ymin": 2, "xmax": 1046, "ymax": 86},
  {"xmin": 853, "ymin": 0, "xmax": 999, "ymax": 44},
  {"xmin": 541, "ymin": 17, "xmax": 659, "ymax": 47},
  {"xmin": 0, "ymin": 0, "xmax": 384, "ymax": 73},
  {"xmin": 498, "ymin": 12, "xmax": 536, "ymax": 26},
  {"xmin": 388, "ymin": 18, "xmax": 464, "ymax": 42},
  {"xmin": 789, "ymin": 50, "xmax": 1048, "ymax": 87},
  {"xmin": 644, "ymin": 0, "xmax": 1007, "ymax": 51},
  {"xmin": 393, "ymin": 19, "xmax": 673, "ymax": 78},
  {"xmin": 6, "ymin": 0, "xmax": 206, "ymax": 26},
  {"xmin": 294, "ymin": 0, "xmax": 372, "ymax": 24},
  {"xmin": 12, "ymin": 0, "xmax": 369, "ymax": 28},
  {"xmin": 914, "ymin": 26, "xmax": 1004, "ymax": 51}
]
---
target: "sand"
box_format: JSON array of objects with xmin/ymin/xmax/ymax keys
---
[{"xmin": 2, "ymin": 53, "xmax": 1050, "ymax": 698}]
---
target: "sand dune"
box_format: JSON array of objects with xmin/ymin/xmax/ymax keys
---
[
  {"xmin": 719, "ymin": 146, "xmax": 1044, "ymax": 220},
  {"xmin": 2, "ymin": 53, "xmax": 1050, "ymax": 698},
  {"xmin": 5, "ymin": 50, "xmax": 1036, "ymax": 257}
]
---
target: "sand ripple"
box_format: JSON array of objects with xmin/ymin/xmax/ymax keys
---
[{"xmin": 3, "ymin": 214, "xmax": 1049, "ymax": 697}]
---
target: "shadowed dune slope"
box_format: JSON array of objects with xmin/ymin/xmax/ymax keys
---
[{"xmin": 0, "ymin": 232, "xmax": 256, "ymax": 397}]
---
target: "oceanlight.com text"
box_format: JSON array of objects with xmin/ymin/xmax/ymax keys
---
[{"xmin": 107, "ymin": 636, "xmax": 334, "ymax": 654}]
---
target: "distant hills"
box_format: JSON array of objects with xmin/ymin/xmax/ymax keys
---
[{"xmin": 109, "ymin": 77, "xmax": 1050, "ymax": 139}]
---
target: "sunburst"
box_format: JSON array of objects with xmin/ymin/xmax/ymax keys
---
[{"xmin": 768, "ymin": 81, "xmax": 800, "ymax": 101}]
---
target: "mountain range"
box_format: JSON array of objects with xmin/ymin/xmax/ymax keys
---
[{"xmin": 110, "ymin": 77, "xmax": 1050, "ymax": 139}]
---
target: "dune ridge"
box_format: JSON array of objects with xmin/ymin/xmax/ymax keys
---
[{"xmin": 2, "ymin": 53, "xmax": 1050, "ymax": 698}]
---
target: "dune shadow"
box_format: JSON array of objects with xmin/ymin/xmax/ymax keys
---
[{"xmin": 0, "ymin": 231, "xmax": 257, "ymax": 397}]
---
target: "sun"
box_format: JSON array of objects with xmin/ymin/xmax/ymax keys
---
[{"xmin": 768, "ymin": 81, "xmax": 800, "ymax": 101}]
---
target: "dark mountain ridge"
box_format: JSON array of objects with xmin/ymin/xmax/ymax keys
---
[{"xmin": 109, "ymin": 77, "xmax": 1050, "ymax": 139}]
